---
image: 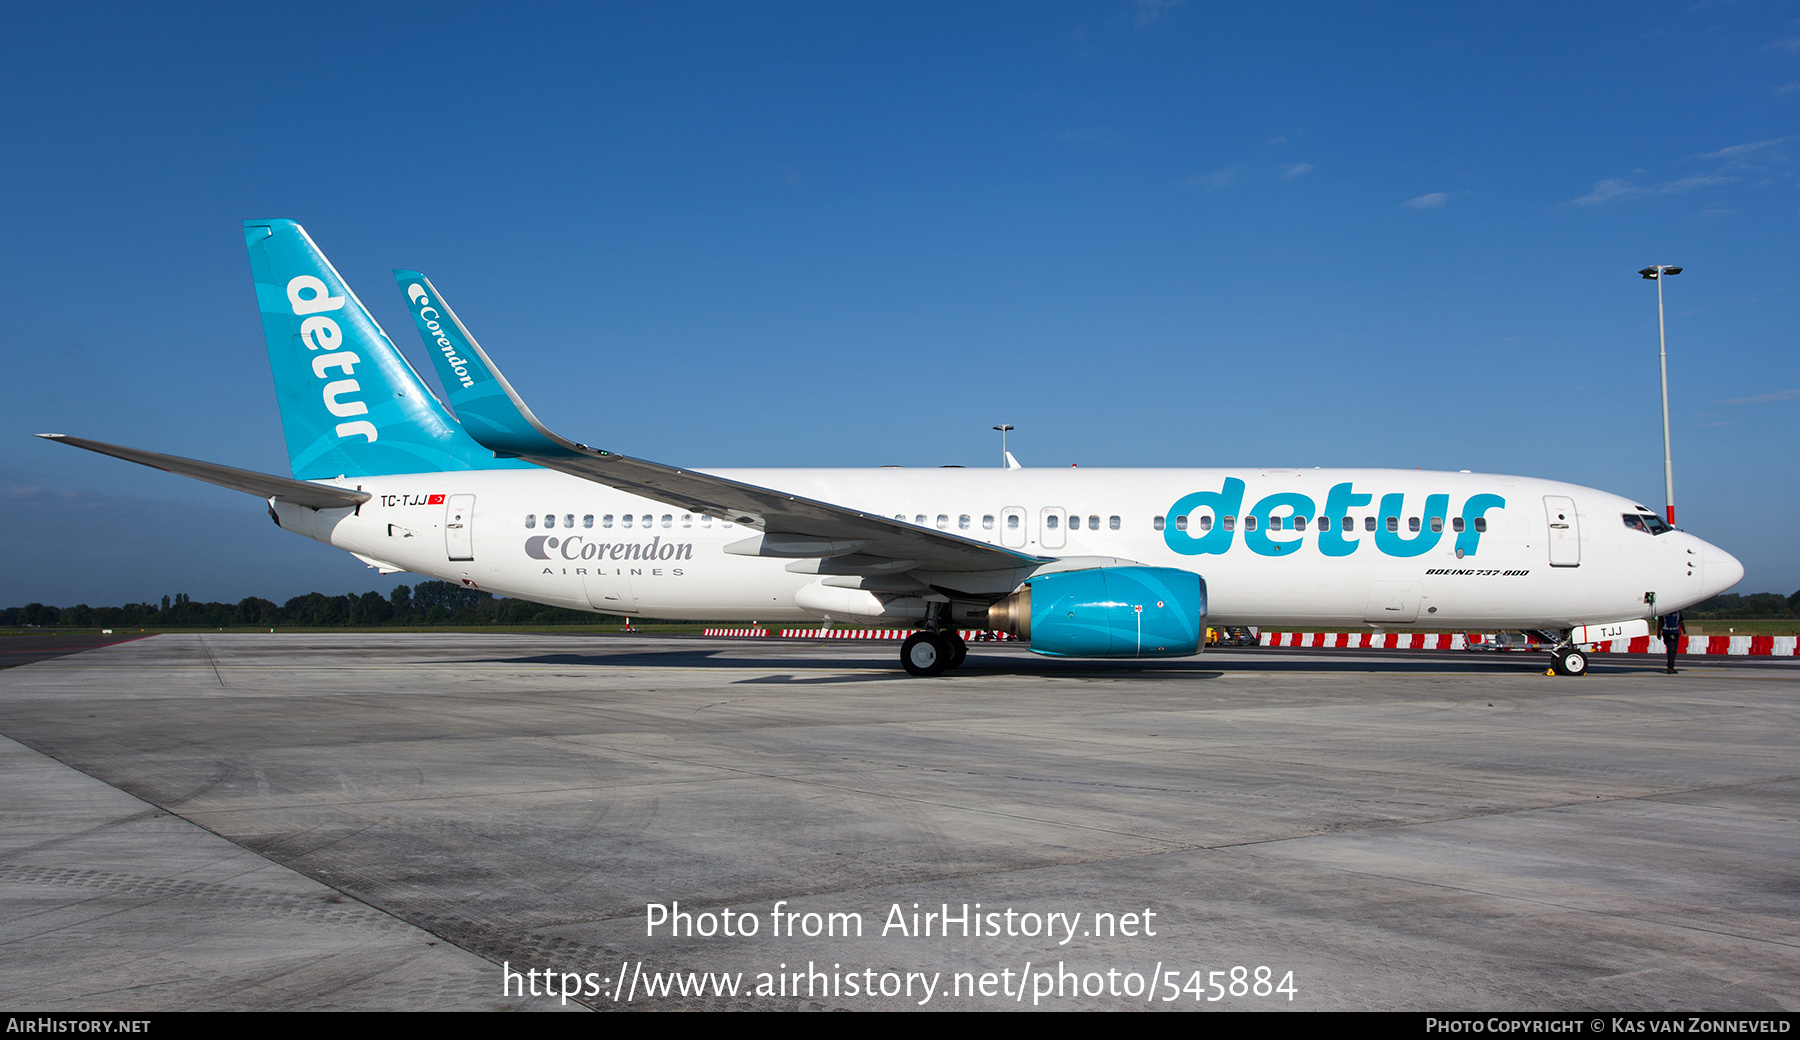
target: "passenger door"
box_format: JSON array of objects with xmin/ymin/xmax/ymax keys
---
[
  {"xmin": 444, "ymin": 494, "xmax": 475, "ymax": 561},
  {"xmin": 1544, "ymin": 496, "xmax": 1580, "ymax": 567}
]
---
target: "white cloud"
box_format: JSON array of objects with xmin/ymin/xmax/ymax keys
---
[
  {"xmin": 1279, "ymin": 162, "xmax": 1313, "ymax": 180},
  {"xmin": 1699, "ymin": 137, "xmax": 1795, "ymax": 161},
  {"xmin": 1130, "ymin": 0, "xmax": 1182, "ymax": 28},
  {"xmin": 1565, "ymin": 174, "xmax": 1730, "ymax": 206},
  {"xmin": 1763, "ymin": 36, "xmax": 1800, "ymax": 53},
  {"xmin": 1187, "ymin": 168, "xmax": 1239, "ymax": 190},
  {"xmin": 1716, "ymin": 388, "xmax": 1799, "ymax": 405},
  {"xmin": 1403, "ymin": 192, "xmax": 1447, "ymax": 209}
]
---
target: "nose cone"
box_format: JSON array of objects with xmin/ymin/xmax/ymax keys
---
[{"xmin": 1700, "ymin": 541, "xmax": 1745, "ymax": 600}]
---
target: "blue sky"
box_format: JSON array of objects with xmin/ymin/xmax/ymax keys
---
[{"xmin": 4, "ymin": 1, "xmax": 1797, "ymax": 606}]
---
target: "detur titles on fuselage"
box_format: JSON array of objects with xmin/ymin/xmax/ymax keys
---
[{"xmin": 40, "ymin": 221, "xmax": 1744, "ymax": 676}]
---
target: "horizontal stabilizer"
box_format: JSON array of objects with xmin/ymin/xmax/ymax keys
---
[{"xmin": 37, "ymin": 434, "xmax": 370, "ymax": 509}]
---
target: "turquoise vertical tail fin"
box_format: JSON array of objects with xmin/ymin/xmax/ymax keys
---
[{"xmin": 243, "ymin": 220, "xmax": 529, "ymax": 479}]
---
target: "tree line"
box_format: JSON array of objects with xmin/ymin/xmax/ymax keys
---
[
  {"xmin": 1685, "ymin": 590, "xmax": 1800, "ymax": 619},
  {"xmin": 7, "ymin": 584, "xmax": 1797, "ymax": 630},
  {"xmin": 4, "ymin": 582, "xmax": 622, "ymax": 629}
]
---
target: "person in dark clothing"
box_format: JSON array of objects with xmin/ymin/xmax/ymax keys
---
[{"xmin": 1660, "ymin": 611, "xmax": 1682, "ymax": 674}]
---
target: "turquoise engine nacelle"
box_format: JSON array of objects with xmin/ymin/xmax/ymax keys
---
[{"xmin": 988, "ymin": 567, "xmax": 1206, "ymax": 658}]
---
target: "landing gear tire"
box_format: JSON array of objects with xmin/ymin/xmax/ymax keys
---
[
  {"xmin": 902, "ymin": 632, "xmax": 950, "ymax": 677},
  {"xmin": 945, "ymin": 631, "xmax": 968, "ymax": 669},
  {"xmin": 1551, "ymin": 648, "xmax": 1588, "ymax": 676}
]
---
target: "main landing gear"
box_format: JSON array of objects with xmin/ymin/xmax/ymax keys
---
[{"xmin": 900, "ymin": 628, "xmax": 968, "ymax": 677}]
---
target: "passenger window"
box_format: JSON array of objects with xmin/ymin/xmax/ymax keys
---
[
  {"xmin": 1295, "ymin": 516, "xmax": 1307, "ymax": 531},
  {"xmin": 1088, "ymin": 515, "xmax": 1100, "ymax": 530},
  {"xmin": 525, "ymin": 514, "xmax": 536, "ymax": 529},
  {"xmin": 621, "ymin": 514, "xmax": 633, "ymax": 528},
  {"xmin": 565, "ymin": 514, "xmax": 575, "ymax": 529},
  {"xmin": 937, "ymin": 514, "xmax": 949, "ymax": 529},
  {"xmin": 681, "ymin": 514, "xmax": 692, "ymax": 528},
  {"xmin": 1198, "ymin": 515, "xmax": 1212, "ymax": 531},
  {"xmin": 1317, "ymin": 516, "xmax": 1330, "ymax": 532},
  {"xmin": 544, "ymin": 513, "xmax": 556, "ymax": 528},
  {"xmin": 1175, "ymin": 515, "xmax": 1189, "ymax": 531},
  {"xmin": 1046, "ymin": 515, "xmax": 1060, "ymax": 529},
  {"xmin": 915, "ymin": 514, "xmax": 926, "ymax": 525},
  {"xmin": 959, "ymin": 515, "xmax": 970, "ymax": 530},
  {"xmin": 1244, "ymin": 515, "xmax": 1258, "ymax": 532},
  {"xmin": 1473, "ymin": 518, "xmax": 1487, "ymax": 533},
  {"xmin": 1409, "ymin": 517, "xmax": 1421, "ymax": 533},
  {"xmin": 700, "ymin": 515, "xmax": 711, "ymax": 528},
  {"xmin": 1109, "ymin": 515, "xmax": 1120, "ymax": 530},
  {"xmin": 1453, "ymin": 517, "xmax": 1465, "ymax": 533},
  {"xmin": 603, "ymin": 514, "xmax": 614, "ymax": 528},
  {"xmin": 1153, "ymin": 516, "xmax": 1165, "ymax": 531},
  {"xmin": 661, "ymin": 514, "xmax": 672, "ymax": 528},
  {"xmin": 1007, "ymin": 515, "xmax": 1020, "ymax": 529},
  {"xmin": 1223, "ymin": 516, "xmax": 1235, "ymax": 531},
  {"xmin": 983, "ymin": 515, "xmax": 995, "ymax": 530},
  {"xmin": 1365, "ymin": 516, "xmax": 1377, "ymax": 532},
  {"xmin": 1386, "ymin": 517, "xmax": 1398, "ymax": 532},
  {"xmin": 1429, "ymin": 517, "xmax": 1442, "ymax": 533},
  {"xmin": 584, "ymin": 515, "xmax": 594, "ymax": 528}
]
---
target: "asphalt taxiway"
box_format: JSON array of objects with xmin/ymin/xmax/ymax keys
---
[{"xmin": 0, "ymin": 633, "xmax": 1793, "ymax": 1011}]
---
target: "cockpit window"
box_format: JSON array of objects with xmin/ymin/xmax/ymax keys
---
[{"xmin": 1623, "ymin": 513, "xmax": 1672, "ymax": 535}]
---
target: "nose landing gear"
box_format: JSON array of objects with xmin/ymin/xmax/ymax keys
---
[{"xmin": 1550, "ymin": 646, "xmax": 1588, "ymax": 676}]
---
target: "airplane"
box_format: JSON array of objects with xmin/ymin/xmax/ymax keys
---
[{"xmin": 39, "ymin": 220, "xmax": 1745, "ymax": 677}]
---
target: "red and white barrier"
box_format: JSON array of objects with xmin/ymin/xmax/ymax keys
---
[
  {"xmin": 1256, "ymin": 632, "xmax": 1797, "ymax": 656},
  {"xmin": 1260, "ymin": 631, "xmax": 1466, "ymax": 650},
  {"xmin": 700, "ymin": 627, "xmax": 1793, "ymax": 656}
]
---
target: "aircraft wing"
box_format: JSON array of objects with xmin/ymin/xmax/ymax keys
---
[
  {"xmin": 393, "ymin": 272, "xmax": 1041, "ymax": 573},
  {"xmin": 37, "ymin": 434, "xmax": 371, "ymax": 510}
]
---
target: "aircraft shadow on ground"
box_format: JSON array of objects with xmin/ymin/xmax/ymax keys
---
[{"xmin": 453, "ymin": 645, "xmax": 1649, "ymax": 680}]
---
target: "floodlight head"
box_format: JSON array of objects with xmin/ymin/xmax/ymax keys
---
[
  {"xmin": 1639, "ymin": 267, "xmax": 1659, "ymax": 279},
  {"xmin": 1664, "ymin": 267, "xmax": 1682, "ymax": 276}
]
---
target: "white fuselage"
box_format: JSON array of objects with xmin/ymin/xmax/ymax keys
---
[{"xmin": 274, "ymin": 466, "xmax": 1742, "ymax": 632}]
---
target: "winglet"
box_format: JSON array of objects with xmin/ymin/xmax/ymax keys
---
[{"xmin": 392, "ymin": 271, "xmax": 588, "ymax": 460}]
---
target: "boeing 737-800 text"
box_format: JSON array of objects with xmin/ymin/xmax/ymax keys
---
[{"xmin": 40, "ymin": 221, "xmax": 1744, "ymax": 676}]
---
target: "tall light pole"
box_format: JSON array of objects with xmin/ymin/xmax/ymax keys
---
[
  {"xmin": 1639, "ymin": 265, "xmax": 1682, "ymax": 525},
  {"xmin": 992, "ymin": 424, "xmax": 1014, "ymax": 467}
]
